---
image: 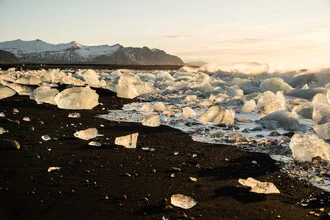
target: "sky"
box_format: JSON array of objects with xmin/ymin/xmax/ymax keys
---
[{"xmin": 1, "ymin": 0, "xmax": 330, "ymax": 70}]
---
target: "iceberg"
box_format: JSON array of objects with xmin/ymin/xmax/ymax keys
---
[{"xmin": 0, "ymin": 85, "xmax": 16, "ymax": 99}]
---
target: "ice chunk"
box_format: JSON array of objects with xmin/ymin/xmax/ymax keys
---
[
  {"xmin": 74, "ymin": 128, "xmax": 98, "ymax": 140},
  {"xmin": 115, "ymin": 73, "xmax": 157, "ymax": 99},
  {"xmin": 257, "ymin": 110, "xmax": 303, "ymax": 131},
  {"xmin": 290, "ymin": 133, "xmax": 330, "ymax": 162},
  {"xmin": 115, "ymin": 133, "xmax": 138, "ymax": 149},
  {"xmin": 313, "ymin": 123, "xmax": 330, "ymax": 140},
  {"xmin": 30, "ymin": 86, "xmax": 59, "ymax": 105},
  {"xmin": 0, "ymin": 127, "xmax": 5, "ymax": 135},
  {"xmin": 47, "ymin": 167, "xmax": 61, "ymax": 172},
  {"xmin": 68, "ymin": 112, "xmax": 81, "ymax": 118},
  {"xmin": 41, "ymin": 135, "xmax": 51, "ymax": 141},
  {"xmin": 142, "ymin": 114, "xmax": 161, "ymax": 127},
  {"xmin": 199, "ymin": 106, "xmax": 235, "ymax": 125},
  {"xmin": 88, "ymin": 141, "xmax": 102, "ymax": 147},
  {"xmin": 225, "ymin": 85, "xmax": 244, "ymax": 97},
  {"xmin": 312, "ymin": 93, "xmax": 330, "ymax": 123},
  {"xmin": 140, "ymin": 103, "xmax": 154, "ymax": 114},
  {"xmin": 241, "ymin": 99, "xmax": 256, "ymax": 113},
  {"xmin": 154, "ymin": 102, "xmax": 166, "ymax": 112},
  {"xmin": 256, "ymin": 91, "xmax": 286, "ymax": 115},
  {"xmin": 54, "ymin": 86, "xmax": 99, "ymax": 110},
  {"xmin": 260, "ymin": 77, "xmax": 292, "ymax": 93},
  {"xmin": 82, "ymin": 69, "xmax": 101, "ymax": 87},
  {"xmin": 285, "ymin": 88, "xmax": 328, "ymax": 100},
  {"xmin": 0, "ymin": 85, "xmax": 16, "ymax": 99},
  {"xmin": 2, "ymin": 82, "xmax": 33, "ymax": 95},
  {"xmin": 181, "ymin": 107, "xmax": 196, "ymax": 119},
  {"xmin": 238, "ymin": 178, "xmax": 280, "ymax": 194},
  {"xmin": 170, "ymin": 194, "xmax": 197, "ymax": 209}
]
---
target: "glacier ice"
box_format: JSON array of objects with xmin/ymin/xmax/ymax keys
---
[
  {"xmin": 260, "ymin": 77, "xmax": 292, "ymax": 93},
  {"xmin": 0, "ymin": 85, "xmax": 16, "ymax": 99},
  {"xmin": 238, "ymin": 178, "xmax": 280, "ymax": 194},
  {"xmin": 181, "ymin": 107, "xmax": 196, "ymax": 119},
  {"xmin": 142, "ymin": 114, "xmax": 161, "ymax": 127},
  {"xmin": 82, "ymin": 69, "xmax": 102, "ymax": 87},
  {"xmin": 290, "ymin": 133, "xmax": 330, "ymax": 162},
  {"xmin": 313, "ymin": 123, "xmax": 330, "ymax": 140},
  {"xmin": 74, "ymin": 128, "xmax": 98, "ymax": 140},
  {"xmin": 198, "ymin": 106, "xmax": 235, "ymax": 125},
  {"xmin": 30, "ymin": 86, "xmax": 59, "ymax": 105},
  {"xmin": 54, "ymin": 86, "xmax": 99, "ymax": 110},
  {"xmin": 115, "ymin": 133, "xmax": 138, "ymax": 149},
  {"xmin": 256, "ymin": 91, "xmax": 286, "ymax": 115},
  {"xmin": 170, "ymin": 194, "xmax": 197, "ymax": 209},
  {"xmin": 241, "ymin": 99, "xmax": 256, "ymax": 113},
  {"xmin": 257, "ymin": 110, "xmax": 302, "ymax": 131}
]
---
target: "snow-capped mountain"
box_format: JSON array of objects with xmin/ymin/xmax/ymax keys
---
[{"xmin": 0, "ymin": 39, "xmax": 184, "ymax": 65}]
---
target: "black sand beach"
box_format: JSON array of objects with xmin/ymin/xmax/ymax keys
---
[{"xmin": 1, "ymin": 89, "xmax": 330, "ymax": 219}]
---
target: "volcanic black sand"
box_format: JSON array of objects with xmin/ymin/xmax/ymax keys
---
[{"xmin": 1, "ymin": 89, "xmax": 330, "ymax": 219}]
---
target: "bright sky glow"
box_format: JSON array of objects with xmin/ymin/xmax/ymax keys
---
[{"xmin": 1, "ymin": 0, "xmax": 330, "ymax": 69}]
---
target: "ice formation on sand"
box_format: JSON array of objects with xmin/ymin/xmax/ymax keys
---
[
  {"xmin": 181, "ymin": 107, "xmax": 196, "ymax": 119},
  {"xmin": 240, "ymin": 99, "xmax": 256, "ymax": 113},
  {"xmin": 257, "ymin": 110, "xmax": 303, "ymax": 131},
  {"xmin": 74, "ymin": 128, "xmax": 98, "ymax": 140},
  {"xmin": 238, "ymin": 178, "xmax": 280, "ymax": 194},
  {"xmin": 312, "ymin": 93, "xmax": 330, "ymax": 124},
  {"xmin": 170, "ymin": 194, "xmax": 197, "ymax": 209},
  {"xmin": 199, "ymin": 106, "xmax": 235, "ymax": 125},
  {"xmin": 54, "ymin": 86, "xmax": 99, "ymax": 110},
  {"xmin": 313, "ymin": 123, "xmax": 330, "ymax": 140},
  {"xmin": 290, "ymin": 133, "xmax": 330, "ymax": 162},
  {"xmin": 30, "ymin": 86, "xmax": 59, "ymax": 105},
  {"xmin": 260, "ymin": 77, "xmax": 292, "ymax": 93},
  {"xmin": 82, "ymin": 69, "xmax": 102, "ymax": 87},
  {"xmin": 256, "ymin": 91, "xmax": 286, "ymax": 115},
  {"xmin": 142, "ymin": 114, "xmax": 161, "ymax": 127},
  {"xmin": 115, "ymin": 133, "xmax": 139, "ymax": 149},
  {"xmin": 112, "ymin": 73, "xmax": 157, "ymax": 99},
  {"xmin": 0, "ymin": 85, "xmax": 16, "ymax": 99}
]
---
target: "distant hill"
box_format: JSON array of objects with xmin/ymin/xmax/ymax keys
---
[
  {"xmin": 0, "ymin": 50, "xmax": 19, "ymax": 63},
  {"xmin": 0, "ymin": 39, "xmax": 184, "ymax": 66}
]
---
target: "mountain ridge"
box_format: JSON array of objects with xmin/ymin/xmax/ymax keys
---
[{"xmin": 0, "ymin": 39, "xmax": 184, "ymax": 65}]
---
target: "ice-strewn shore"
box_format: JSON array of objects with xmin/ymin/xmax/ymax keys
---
[{"xmin": 1, "ymin": 66, "xmax": 330, "ymax": 192}]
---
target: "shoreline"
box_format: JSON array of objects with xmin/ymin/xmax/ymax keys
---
[{"xmin": 1, "ymin": 90, "xmax": 329, "ymax": 219}]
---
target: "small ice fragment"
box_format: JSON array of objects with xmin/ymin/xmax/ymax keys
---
[
  {"xmin": 238, "ymin": 177, "xmax": 280, "ymax": 194},
  {"xmin": 47, "ymin": 167, "xmax": 61, "ymax": 172},
  {"xmin": 170, "ymin": 194, "xmax": 197, "ymax": 209},
  {"xmin": 142, "ymin": 147, "xmax": 150, "ymax": 151},
  {"xmin": 142, "ymin": 114, "xmax": 161, "ymax": 127},
  {"xmin": 241, "ymin": 100, "xmax": 256, "ymax": 113},
  {"xmin": 154, "ymin": 102, "xmax": 166, "ymax": 112},
  {"xmin": 41, "ymin": 135, "xmax": 51, "ymax": 141},
  {"xmin": 74, "ymin": 128, "xmax": 98, "ymax": 140},
  {"xmin": 0, "ymin": 112, "xmax": 5, "ymax": 117},
  {"xmin": 23, "ymin": 117, "xmax": 31, "ymax": 122},
  {"xmin": 68, "ymin": 112, "xmax": 81, "ymax": 118},
  {"xmin": 189, "ymin": 177, "xmax": 198, "ymax": 182},
  {"xmin": 114, "ymin": 133, "xmax": 139, "ymax": 149},
  {"xmin": 13, "ymin": 108, "xmax": 19, "ymax": 113},
  {"xmin": 140, "ymin": 103, "xmax": 154, "ymax": 114},
  {"xmin": 88, "ymin": 141, "xmax": 102, "ymax": 147},
  {"xmin": 0, "ymin": 127, "xmax": 5, "ymax": 135}
]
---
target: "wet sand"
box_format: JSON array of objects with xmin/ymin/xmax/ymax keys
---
[{"xmin": 0, "ymin": 89, "xmax": 329, "ymax": 219}]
